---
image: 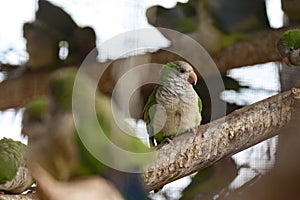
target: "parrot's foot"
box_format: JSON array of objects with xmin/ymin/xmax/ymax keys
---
[
  {"xmin": 164, "ymin": 137, "xmax": 174, "ymax": 145},
  {"xmin": 26, "ymin": 186, "xmax": 37, "ymax": 193},
  {"xmin": 154, "ymin": 137, "xmax": 174, "ymax": 150},
  {"xmin": 191, "ymin": 127, "xmax": 198, "ymax": 134}
]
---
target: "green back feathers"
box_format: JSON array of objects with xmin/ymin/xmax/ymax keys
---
[
  {"xmin": 95, "ymin": 95, "xmax": 149, "ymax": 154},
  {"xmin": 74, "ymin": 132, "xmax": 109, "ymax": 177},
  {"xmin": 51, "ymin": 69, "xmax": 150, "ymax": 172},
  {"xmin": 0, "ymin": 138, "xmax": 26, "ymax": 184},
  {"xmin": 281, "ymin": 29, "xmax": 300, "ymax": 50}
]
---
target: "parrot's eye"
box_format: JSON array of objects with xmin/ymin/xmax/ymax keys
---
[
  {"xmin": 178, "ymin": 68, "xmax": 186, "ymax": 73},
  {"xmin": 289, "ymin": 47, "xmax": 294, "ymax": 52}
]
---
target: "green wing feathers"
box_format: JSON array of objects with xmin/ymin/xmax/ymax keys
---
[
  {"xmin": 0, "ymin": 138, "xmax": 26, "ymax": 184},
  {"xmin": 198, "ymin": 96, "xmax": 203, "ymax": 113},
  {"xmin": 143, "ymin": 88, "xmax": 158, "ymax": 146},
  {"xmin": 282, "ymin": 29, "xmax": 300, "ymax": 49}
]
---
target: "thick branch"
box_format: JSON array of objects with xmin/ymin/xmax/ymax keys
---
[
  {"xmin": 0, "ymin": 193, "xmax": 39, "ymax": 200},
  {"xmin": 211, "ymin": 26, "xmax": 300, "ymax": 73},
  {"xmin": 143, "ymin": 88, "xmax": 300, "ymax": 191},
  {"xmin": 212, "ymin": 29, "xmax": 283, "ymax": 73},
  {"xmin": 0, "ymin": 71, "xmax": 50, "ymax": 110}
]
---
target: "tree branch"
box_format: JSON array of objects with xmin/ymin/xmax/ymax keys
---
[
  {"xmin": 0, "ymin": 25, "xmax": 298, "ymax": 111},
  {"xmin": 0, "ymin": 193, "xmax": 39, "ymax": 200},
  {"xmin": 211, "ymin": 26, "xmax": 300, "ymax": 72},
  {"xmin": 0, "ymin": 71, "xmax": 50, "ymax": 110},
  {"xmin": 212, "ymin": 29, "xmax": 283, "ymax": 73},
  {"xmin": 143, "ymin": 88, "xmax": 300, "ymax": 191}
]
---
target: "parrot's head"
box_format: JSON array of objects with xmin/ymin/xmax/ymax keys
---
[
  {"xmin": 22, "ymin": 97, "xmax": 48, "ymax": 137},
  {"xmin": 277, "ymin": 29, "xmax": 300, "ymax": 67},
  {"xmin": 48, "ymin": 68, "xmax": 95, "ymax": 113},
  {"xmin": 160, "ymin": 60, "xmax": 198, "ymax": 86}
]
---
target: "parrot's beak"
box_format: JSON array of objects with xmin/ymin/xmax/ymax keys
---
[
  {"xmin": 283, "ymin": 57, "xmax": 292, "ymax": 67},
  {"xmin": 188, "ymin": 71, "xmax": 197, "ymax": 85}
]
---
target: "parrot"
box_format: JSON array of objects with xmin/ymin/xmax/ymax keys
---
[
  {"xmin": 277, "ymin": 29, "xmax": 300, "ymax": 67},
  {"xmin": 0, "ymin": 138, "xmax": 34, "ymax": 194},
  {"xmin": 22, "ymin": 68, "xmax": 151, "ymax": 200},
  {"xmin": 144, "ymin": 61, "xmax": 202, "ymax": 147}
]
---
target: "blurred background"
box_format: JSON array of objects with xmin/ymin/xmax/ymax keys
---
[{"xmin": 1, "ymin": 0, "xmax": 300, "ymax": 199}]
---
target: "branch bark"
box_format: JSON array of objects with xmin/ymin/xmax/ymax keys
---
[
  {"xmin": 212, "ymin": 28, "xmax": 283, "ymax": 73},
  {"xmin": 143, "ymin": 88, "xmax": 300, "ymax": 191},
  {"xmin": 211, "ymin": 26, "xmax": 300, "ymax": 72},
  {"xmin": 0, "ymin": 71, "xmax": 51, "ymax": 110},
  {"xmin": 0, "ymin": 193, "xmax": 39, "ymax": 200}
]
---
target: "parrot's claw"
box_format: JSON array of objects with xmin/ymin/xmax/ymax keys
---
[
  {"xmin": 191, "ymin": 127, "xmax": 198, "ymax": 134},
  {"xmin": 163, "ymin": 137, "xmax": 174, "ymax": 145},
  {"xmin": 26, "ymin": 186, "xmax": 37, "ymax": 193},
  {"xmin": 153, "ymin": 137, "xmax": 174, "ymax": 150}
]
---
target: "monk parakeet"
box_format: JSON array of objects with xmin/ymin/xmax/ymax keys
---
[
  {"xmin": 144, "ymin": 61, "xmax": 202, "ymax": 146},
  {"xmin": 277, "ymin": 29, "xmax": 300, "ymax": 67},
  {"xmin": 0, "ymin": 138, "xmax": 34, "ymax": 194},
  {"xmin": 23, "ymin": 68, "xmax": 150, "ymax": 199}
]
